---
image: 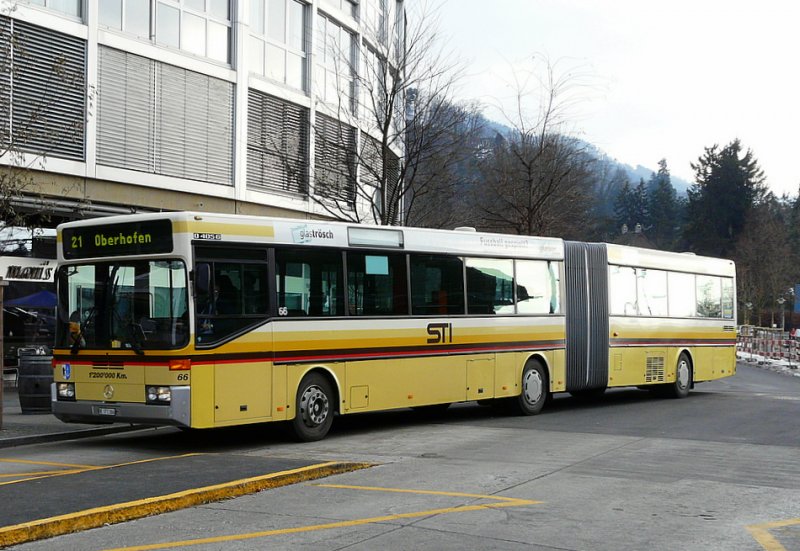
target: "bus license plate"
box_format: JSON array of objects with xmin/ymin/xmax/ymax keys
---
[{"xmin": 98, "ymin": 407, "xmax": 117, "ymax": 416}]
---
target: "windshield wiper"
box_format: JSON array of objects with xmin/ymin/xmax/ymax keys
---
[{"xmin": 127, "ymin": 321, "xmax": 146, "ymax": 355}]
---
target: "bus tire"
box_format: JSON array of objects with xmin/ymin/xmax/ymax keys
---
[
  {"xmin": 667, "ymin": 353, "xmax": 692, "ymax": 399},
  {"xmin": 291, "ymin": 372, "xmax": 334, "ymax": 442},
  {"xmin": 510, "ymin": 360, "xmax": 548, "ymax": 415}
]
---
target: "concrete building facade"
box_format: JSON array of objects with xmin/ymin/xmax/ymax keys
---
[{"xmin": 0, "ymin": 0, "xmax": 405, "ymax": 223}]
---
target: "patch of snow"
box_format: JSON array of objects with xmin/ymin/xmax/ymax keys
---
[{"xmin": 736, "ymin": 352, "xmax": 800, "ymax": 378}]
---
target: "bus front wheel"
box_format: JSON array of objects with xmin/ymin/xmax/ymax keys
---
[
  {"xmin": 291, "ymin": 372, "xmax": 334, "ymax": 442},
  {"xmin": 511, "ymin": 361, "xmax": 548, "ymax": 415}
]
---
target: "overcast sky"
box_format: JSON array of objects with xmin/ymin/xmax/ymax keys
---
[{"xmin": 434, "ymin": 0, "xmax": 799, "ymax": 196}]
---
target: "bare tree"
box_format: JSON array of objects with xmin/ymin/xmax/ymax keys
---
[
  {"xmin": 471, "ymin": 56, "xmax": 596, "ymax": 238},
  {"xmin": 312, "ymin": 0, "xmax": 475, "ymax": 225}
]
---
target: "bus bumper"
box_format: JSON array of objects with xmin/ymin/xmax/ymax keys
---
[{"xmin": 51, "ymin": 385, "xmax": 191, "ymax": 427}]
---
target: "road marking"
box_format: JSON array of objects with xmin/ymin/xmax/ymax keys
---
[
  {"xmin": 0, "ymin": 470, "xmax": 84, "ymax": 478},
  {"xmin": 0, "ymin": 453, "xmax": 204, "ymax": 487},
  {"xmin": 315, "ymin": 483, "xmax": 537, "ymax": 504},
  {"xmin": 748, "ymin": 518, "xmax": 800, "ymax": 551},
  {"xmin": 0, "ymin": 458, "xmax": 96, "ymax": 469},
  {"xmin": 0, "ymin": 461, "xmax": 369, "ymax": 548},
  {"xmin": 103, "ymin": 484, "xmax": 542, "ymax": 551}
]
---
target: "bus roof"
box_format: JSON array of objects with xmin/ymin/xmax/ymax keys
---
[
  {"xmin": 57, "ymin": 212, "xmax": 735, "ymax": 276},
  {"xmin": 606, "ymin": 242, "xmax": 735, "ymax": 277},
  {"xmin": 58, "ymin": 212, "xmax": 565, "ymax": 261}
]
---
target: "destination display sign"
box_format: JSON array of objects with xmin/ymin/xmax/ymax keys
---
[{"xmin": 62, "ymin": 219, "xmax": 173, "ymax": 259}]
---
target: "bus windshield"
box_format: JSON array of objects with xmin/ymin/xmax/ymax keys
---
[{"xmin": 57, "ymin": 260, "xmax": 189, "ymax": 352}]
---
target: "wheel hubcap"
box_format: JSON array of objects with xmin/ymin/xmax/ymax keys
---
[
  {"xmin": 300, "ymin": 385, "xmax": 329, "ymax": 427},
  {"xmin": 677, "ymin": 360, "xmax": 690, "ymax": 390},
  {"xmin": 522, "ymin": 369, "xmax": 543, "ymax": 405}
]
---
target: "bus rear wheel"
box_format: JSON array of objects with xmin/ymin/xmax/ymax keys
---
[
  {"xmin": 510, "ymin": 360, "xmax": 548, "ymax": 415},
  {"xmin": 291, "ymin": 372, "xmax": 334, "ymax": 442},
  {"xmin": 665, "ymin": 353, "xmax": 692, "ymax": 399}
]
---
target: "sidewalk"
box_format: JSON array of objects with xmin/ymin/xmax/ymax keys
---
[{"xmin": 0, "ymin": 384, "xmax": 140, "ymax": 448}]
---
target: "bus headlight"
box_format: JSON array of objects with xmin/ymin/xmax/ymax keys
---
[
  {"xmin": 146, "ymin": 386, "xmax": 172, "ymax": 404},
  {"xmin": 57, "ymin": 383, "xmax": 76, "ymax": 400}
]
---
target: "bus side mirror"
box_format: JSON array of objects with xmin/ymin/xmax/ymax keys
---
[{"xmin": 195, "ymin": 263, "xmax": 211, "ymax": 297}]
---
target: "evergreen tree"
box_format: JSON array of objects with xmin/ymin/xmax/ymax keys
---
[
  {"xmin": 631, "ymin": 178, "xmax": 649, "ymax": 229},
  {"xmin": 682, "ymin": 139, "xmax": 767, "ymax": 257},
  {"xmin": 613, "ymin": 180, "xmax": 634, "ymax": 232},
  {"xmin": 647, "ymin": 159, "xmax": 680, "ymax": 249}
]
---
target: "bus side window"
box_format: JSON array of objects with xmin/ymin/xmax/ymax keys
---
[
  {"xmin": 275, "ymin": 248, "xmax": 344, "ymax": 317},
  {"xmin": 243, "ymin": 265, "xmax": 268, "ymax": 315},
  {"xmin": 410, "ymin": 254, "xmax": 464, "ymax": 315}
]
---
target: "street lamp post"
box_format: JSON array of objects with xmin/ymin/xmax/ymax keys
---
[{"xmin": 777, "ymin": 297, "xmax": 786, "ymax": 333}]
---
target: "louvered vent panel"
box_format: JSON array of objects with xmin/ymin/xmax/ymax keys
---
[
  {"xmin": 12, "ymin": 18, "xmax": 85, "ymax": 160},
  {"xmin": 314, "ymin": 113, "xmax": 356, "ymax": 200},
  {"xmin": 0, "ymin": 17, "xmax": 10, "ymax": 144},
  {"xmin": 206, "ymin": 77, "xmax": 234, "ymax": 185},
  {"xmin": 156, "ymin": 63, "xmax": 187, "ymax": 179},
  {"xmin": 359, "ymin": 134, "xmax": 401, "ymax": 223},
  {"xmin": 247, "ymin": 89, "xmax": 309, "ymax": 195},
  {"xmin": 646, "ymin": 356, "xmax": 665, "ymax": 383},
  {"xmin": 98, "ymin": 46, "xmax": 232, "ymax": 185},
  {"xmin": 97, "ymin": 46, "xmax": 155, "ymax": 172}
]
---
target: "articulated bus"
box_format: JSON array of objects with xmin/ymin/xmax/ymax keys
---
[{"xmin": 51, "ymin": 212, "xmax": 737, "ymax": 441}]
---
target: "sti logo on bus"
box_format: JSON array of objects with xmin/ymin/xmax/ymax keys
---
[{"xmin": 426, "ymin": 322, "xmax": 453, "ymax": 344}]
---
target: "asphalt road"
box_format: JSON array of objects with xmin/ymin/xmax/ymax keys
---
[{"xmin": 5, "ymin": 362, "xmax": 800, "ymax": 551}]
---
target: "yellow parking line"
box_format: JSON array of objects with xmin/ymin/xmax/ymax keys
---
[
  {"xmin": 315, "ymin": 483, "xmax": 540, "ymax": 505},
  {"xmin": 0, "ymin": 470, "xmax": 81, "ymax": 478},
  {"xmin": 747, "ymin": 518, "xmax": 800, "ymax": 551},
  {"xmin": 0, "ymin": 453, "xmax": 204, "ymax": 487},
  {"xmin": 0, "ymin": 458, "xmax": 97, "ymax": 469},
  {"xmin": 104, "ymin": 484, "xmax": 541, "ymax": 551}
]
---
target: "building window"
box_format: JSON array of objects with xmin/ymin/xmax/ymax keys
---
[
  {"xmin": 97, "ymin": 46, "xmax": 234, "ymax": 185},
  {"xmin": 362, "ymin": 0, "xmax": 387, "ymax": 44},
  {"xmin": 25, "ymin": 0, "xmax": 82, "ymax": 18},
  {"xmin": 0, "ymin": 16, "xmax": 86, "ymax": 161},
  {"xmin": 315, "ymin": 13, "xmax": 355, "ymax": 111},
  {"xmin": 320, "ymin": 0, "xmax": 356, "ymax": 18},
  {"xmin": 99, "ymin": 0, "xmax": 231, "ymax": 64},
  {"xmin": 249, "ymin": 0, "xmax": 307, "ymax": 90},
  {"xmin": 247, "ymin": 89, "xmax": 309, "ymax": 195}
]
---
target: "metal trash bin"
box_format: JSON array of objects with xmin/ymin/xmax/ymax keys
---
[{"xmin": 17, "ymin": 349, "xmax": 53, "ymax": 414}]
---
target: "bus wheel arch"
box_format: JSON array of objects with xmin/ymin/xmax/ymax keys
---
[
  {"xmin": 290, "ymin": 368, "xmax": 339, "ymax": 442},
  {"xmin": 511, "ymin": 357, "xmax": 549, "ymax": 415}
]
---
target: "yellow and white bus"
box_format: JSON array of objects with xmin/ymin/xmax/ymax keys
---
[{"xmin": 51, "ymin": 212, "xmax": 737, "ymax": 440}]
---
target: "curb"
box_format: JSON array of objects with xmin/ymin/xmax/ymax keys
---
[{"xmin": 0, "ymin": 461, "xmax": 373, "ymax": 547}]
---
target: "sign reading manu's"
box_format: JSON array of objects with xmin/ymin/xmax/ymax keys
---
[{"xmin": 0, "ymin": 258, "xmax": 56, "ymax": 282}]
